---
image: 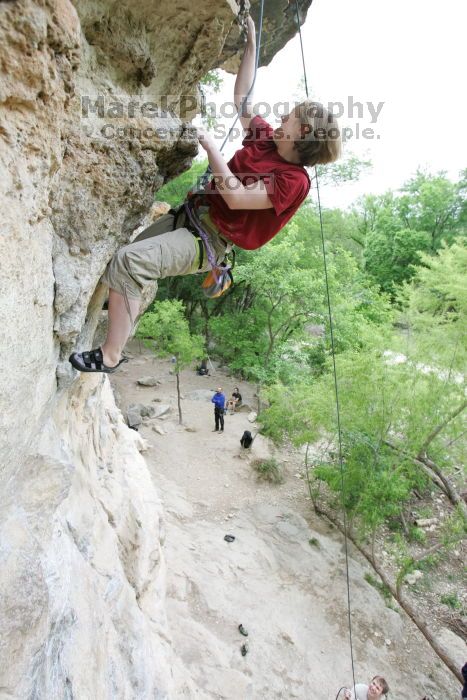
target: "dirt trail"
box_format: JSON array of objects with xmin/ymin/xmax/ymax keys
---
[{"xmin": 111, "ymin": 343, "xmax": 459, "ymax": 700}]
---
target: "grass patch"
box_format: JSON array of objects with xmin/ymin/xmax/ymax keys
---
[
  {"xmin": 408, "ymin": 526, "xmax": 427, "ymax": 544},
  {"xmin": 417, "ymin": 554, "xmax": 440, "ymax": 572},
  {"xmin": 415, "ymin": 505, "xmax": 433, "ymax": 519},
  {"xmin": 440, "ymin": 593, "xmax": 462, "ymax": 610},
  {"xmin": 251, "ymin": 458, "xmax": 284, "ymax": 484}
]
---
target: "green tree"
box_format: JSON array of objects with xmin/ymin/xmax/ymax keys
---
[
  {"xmin": 364, "ymin": 226, "xmax": 431, "ymax": 295},
  {"xmin": 156, "ymin": 159, "xmax": 209, "ymax": 208},
  {"xmin": 260, "ymin": 243, "xmax": 467, "ymax": 529},
  {"xmin": 261, "ymin": 339, "xmax": 466, "ymax": 535},
  {"xmin": 136, "ymin": 300, "xmax": 205, "ymax": 424},
  {"xmin": 355, "ymin": 170, "xmax": 466, "ymax": 294},
  {"xmin": 398, "ymin": 169, "xmax": 466, "ymax": 251},
  {"xmin": 208, "ymin": 221, "xmax": 390, "ymax": 386},
  {"xmin": 398, "ymin": 240, "xmax": 467, "ymax": 373},
  {"xmin": 316, "ymin": 152, "xmax": 372, "ymax": 188}
]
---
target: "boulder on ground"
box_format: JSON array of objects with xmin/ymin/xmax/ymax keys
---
[
  {"xmin": 137, "ymin": 376, "xmax": 160, "ymax": 387},
  {"xmin": 404, "ymin": 570, "xmax": 423, "ymax": 585},
  {"xmin": 127, "ymin": 407, "xmax": 143, "ymax": 428},
  {"xmin": 152, "ymin": 404, "xmax": 171, "ymax": 419},
  {"xmin": 127, "ymin": 403, "xmax": 157, "ymax": 426}
]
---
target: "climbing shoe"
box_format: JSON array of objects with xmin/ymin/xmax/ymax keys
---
[{"xmin": 69, "ymin": 347, "xmax": 128, "ymax": 374}]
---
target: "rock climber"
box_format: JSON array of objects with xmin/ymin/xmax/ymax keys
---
[
  {"xmin": 69, "ymin": 15, "xmax": 341, "ymax": 374},
  {"xmin": 343, "ymin": 675, "xmax": 389, "ymax": 700}
]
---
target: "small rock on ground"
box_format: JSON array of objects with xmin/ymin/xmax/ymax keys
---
[{"xmin": 137, "ymin": 376, "xmax": 160, "ymax": 386}]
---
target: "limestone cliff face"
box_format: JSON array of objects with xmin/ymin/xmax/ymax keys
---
[{"xmin": 0, "ymin": 1, "xmax": 311, "ymax": 696}]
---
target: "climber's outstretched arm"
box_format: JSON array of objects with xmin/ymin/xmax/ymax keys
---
[
  {"xmin": 198, "ymin": 127, "xmax": 273, "ymax": 210},
  {"xmin": 234, "ymin": 16, "xmax": 256, "ymax": 131}
]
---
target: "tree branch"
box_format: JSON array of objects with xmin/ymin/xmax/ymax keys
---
[
  {"xmin": 417, "ymin": 453, "xmax": 467, "ymax": 520},
  {"xmin": 384, "ymin": 440, "xmax": 467, "ymax": 520},
  {"xmin": 312, "ymin": 502, "xmax": 463, "ymax": 684},
  {"xmin": 418, "ymin": 399, "xmax": 467, "ymax": 456}
]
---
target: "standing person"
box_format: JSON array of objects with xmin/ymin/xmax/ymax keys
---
[
  {"xmin": 344, "ymin": 676, "xmax": 389, "ymax": 700},
  {"xmin": 69, "ymin": 15, "xmax": 341, "ymax": 375},
  {"xmin": 211, "ymin": 387, "xmax": 226, "ymax": 432}
]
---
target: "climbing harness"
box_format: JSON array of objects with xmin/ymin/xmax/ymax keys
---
[
  {"xmin": 183, "ymin": 194, "xmax": 235, "ymax": 294},
  {"xmin": 292, "ymin": 0, "xmax": 358, "ymax": 693}
]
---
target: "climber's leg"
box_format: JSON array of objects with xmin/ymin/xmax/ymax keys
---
[
  {"xmin": 101, "ymin": 289, "xmax": 140, "ymax": 367},
  {"xmin": 69, "ymin": 226, "xmax": 228, "ymax": 374}
]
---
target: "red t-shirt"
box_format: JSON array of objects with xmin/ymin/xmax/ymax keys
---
[{"xmin": 206, "ymin": 116, "xmax": 311, "ymax": 250}]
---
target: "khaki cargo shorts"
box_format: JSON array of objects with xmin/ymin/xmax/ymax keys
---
[{"xmin": 102, "ymin": 210, "xmax": 230, "ymax": 300}]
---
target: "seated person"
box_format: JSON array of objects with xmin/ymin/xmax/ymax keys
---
[
  {"xmin": 344, "ymin": 676, "xmax": 389, "ymax": 700},
  {"xmin": 226, "ymin": 387, "xmax": 242, "ymax": 413}
]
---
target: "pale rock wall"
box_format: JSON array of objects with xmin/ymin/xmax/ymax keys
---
[
  {"xmin": 0, "ymin": 0, "xmax": 311, "ymax": 696},
  {"xmin": 1, "ymin": 375, "xmax": 174, "ymax": 698}
]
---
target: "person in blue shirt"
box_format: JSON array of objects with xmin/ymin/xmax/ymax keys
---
[{"xmin": 211, "ymin": 387, "xmax": 226, "ymax": 433}]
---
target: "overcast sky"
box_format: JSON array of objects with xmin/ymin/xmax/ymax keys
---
[{"xmin": 199, "ymin": 0, "xmax": 466, "ymax": 209}]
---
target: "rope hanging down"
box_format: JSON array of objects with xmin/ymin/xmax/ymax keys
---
[{"xmin": 292, "ymin": 0, "xmax": 358, "ymax": 692}]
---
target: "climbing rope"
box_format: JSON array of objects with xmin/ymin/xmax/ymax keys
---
[{"xmin": 292, "ymin": 0, "xmax": 358, "ymax": 692}]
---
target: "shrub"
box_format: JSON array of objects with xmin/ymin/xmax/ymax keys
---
[
  {"xmin": 440, "ymin": 593, "xmax": 461, "ymax": 610},
  {"xmin": 409, "ymin": 526, "xmax": 427, "ymax": 544},
  {"xmin": 251, "ymin": 458, "xmax": 284, "ymax": 484}
]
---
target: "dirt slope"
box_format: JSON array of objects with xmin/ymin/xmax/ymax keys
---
[{"xmin": 110, "ymin": 343, "xmax": 459, "ymax": 699}]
